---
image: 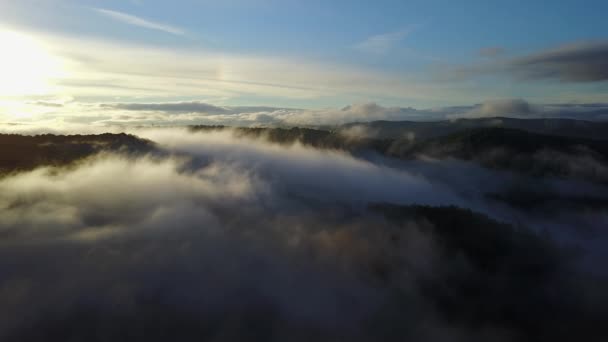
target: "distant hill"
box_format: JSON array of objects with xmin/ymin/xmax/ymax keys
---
[
  {"xmin": 339, "ymin": 117, "xmax": 608, "ymax": 140},
  {"xmin": 0, "ymin": 133, "xmax": 156, "ymax": 175},
  {"xmin": 388, "ymin": 127, "xmax": 608, "ymax": 182},
  {"xmin": 190, "ymin": 124, "xmax": 608, "ymax": 183}
]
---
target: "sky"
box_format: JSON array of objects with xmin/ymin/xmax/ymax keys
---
[{"xmin": 0, "ymin": 0, "xmax": 607, "ymax": 125}]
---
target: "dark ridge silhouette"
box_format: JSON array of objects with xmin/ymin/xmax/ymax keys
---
[
  {"xmin": 339, "ymin": 117, "xmax": 608, "ymax": 140},
  {"xmin": 397, "ymin": 127, "xmax": 608, "ymax": 156},
  {"xmin": 389, "ymin": 127, "xmax": 608, "ymax": 182},
  {"xmin": 0, "ymin": 133, "xmax": 156, "ymax": 175}
]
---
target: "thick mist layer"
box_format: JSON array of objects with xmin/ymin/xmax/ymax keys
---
[{"xmin": 1, "ymin": 128, "xmax": 607, "ymax": 341}]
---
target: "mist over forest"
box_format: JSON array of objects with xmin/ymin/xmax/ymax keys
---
[{"xmin": 1, "ymin": 118, "xmax": 607, "ymax": 341}]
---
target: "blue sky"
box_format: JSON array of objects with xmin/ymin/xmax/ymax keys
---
[{"xmin": 0, "ymin": 0, "xmax": 607, "ymax": 115}]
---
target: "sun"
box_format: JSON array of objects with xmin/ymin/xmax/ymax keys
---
[{"xmin": 0, "ymin": 30, "xmax": 65, "ymax": 97}]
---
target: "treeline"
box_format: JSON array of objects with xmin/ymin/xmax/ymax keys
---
[
  {"xmin": 0, "ymin": 133, "xmax": 155, "ymax": 175},
  {"xmin": 190, "ymin": 125, "xmax": 608, "ymax": 183}
]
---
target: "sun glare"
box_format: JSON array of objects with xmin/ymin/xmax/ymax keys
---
[{"xmin": 0, "ymin": 30, "xmax": 65, "ymax": 97}]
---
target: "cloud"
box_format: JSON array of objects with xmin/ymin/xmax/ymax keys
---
[
  {"xmin": 0, "ymin": 131, "xmax": 454, "ymax": 337},
  {"xmin": 271, "ymin": 103, "xmax": 428, "ymax": 125},
  {"xmin": 509, "ymin": 41, "xmax": 608, "ymax": 82},
  {"xmin": 354, "ymin": 29, "xmax": 412, "ymax": 54},
  {"xmin": 0, "ymin": 128, "xmax": 607, "ymax": 340},
  {"xmin": 101, "ymin": 101, "xmax": 229, "ymax": 114},
  {"xmin": 459, "ymin": 99, "xmax": 534, "ymax": 118},
  {"xmin": 97, "ymin": 100, "xmax": 608, "ymax": 125},
  {"xmin": 93, "ymin": 8, "xmax": 185, "ymax": 36},
  {"xmin": 28, "ymin": 100, "xmax": 63, "ymax": 108},
  {"xmin": 445, "ymin": 98, "xmax": 608, "ymax": 120},
  {"xmin": 5, "ymin": 97, "xmax": 608, "ymax": 130},
  {"xmin": 133, "ymin": 128, "xmax": 463, "ymax": 207},
  {"xmin": 454, "ymin": 41, "xmax": 608, "ymax": 83},
  {"xmin": 2, "ymin": 28, "xmax": 514, "ymax": 106},
  {"xmin": 0, "ymin": 128, "xmax": 475, "ymax": 240},
  {"xmin": 30, "ymin": 30, "xmax": 437, "ymax": 103},
  {"xmin": 90, "ymin": 101, "xmax": 434, "ymax": 126}
]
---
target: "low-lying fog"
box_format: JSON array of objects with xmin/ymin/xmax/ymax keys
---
[{"xmin": 0, "ymin": 127, "xmax": 607, "ymax": 341}]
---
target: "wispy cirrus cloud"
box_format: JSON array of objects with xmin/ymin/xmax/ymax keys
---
[
  {"xmin": 26, "ymin": 30, "xmax": 442, "ymax": 104},
  {"xmin": 93, "ymin": 8, "xmax": 185, "ymax": 36},
  {"xmin": 354, "ymin": 29, "xmax": 413, "ymax": 55}
]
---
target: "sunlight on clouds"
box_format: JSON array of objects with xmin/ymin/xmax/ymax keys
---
[
  {"xmin": 0, "ymin": 28, "xmax": 465, "ymax": 123},
  {"xmin": 31, "ymin": 31, "xmax": 439, "ymax": 103},
  {"xmin": 0, "ymin": 30, "xmax": 68, "ymax": 98}
]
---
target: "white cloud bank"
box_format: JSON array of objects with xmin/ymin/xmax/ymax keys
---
[{"xmin": 4, "ymin": 98, "xmax": 608, "ymax": 131}]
